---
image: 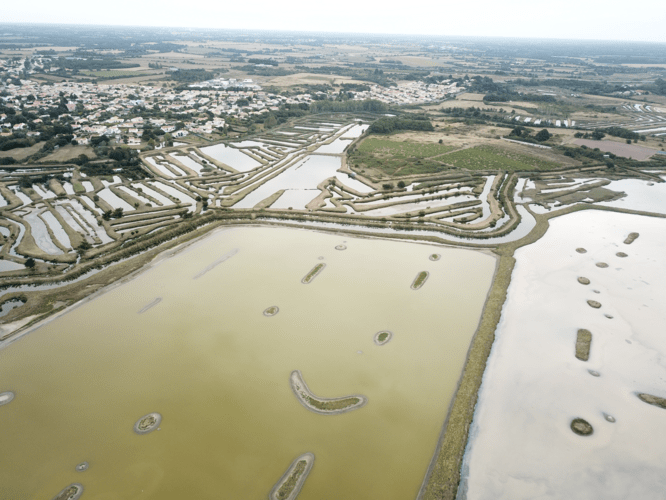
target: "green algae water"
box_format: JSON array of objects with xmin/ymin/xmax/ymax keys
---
[{"xmin": 0, "ymin": 226, "xmax": 495, "ymax": 499}]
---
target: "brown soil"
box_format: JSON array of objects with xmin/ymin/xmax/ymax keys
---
[
  {"xmin": 576, "ymin": 248, "xmax": 587, "ymax": 253},
  {"xmin": 578, "ymin": 277, "xmax": 591, "ymax": 285},
  {"xmin": 595, "ymin": 262, "xmax": 609, "ymax": 268},
  {"xmin": 616, "ymin": 252, "xmax": 628, "ymax": 257},
  {"xmin": 587, "ymin": 300, "xmax": 602, "ymax": 308}
]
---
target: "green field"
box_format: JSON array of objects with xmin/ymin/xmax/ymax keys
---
[
  {"xmin": 439, "ymin": 146, "xmax": 561, "ymax": 171},
  {"xmin": 350, "ymin": 137, "xmax": 457, "ymax": 176},
  {"xmin": 79, "ymin": 70, "xmax": 152, "ymax": 78}
]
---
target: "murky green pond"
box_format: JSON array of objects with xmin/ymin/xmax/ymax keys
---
[{"xmin": 0, "ymin": 226, "xmax": 495, "ymax": 499}]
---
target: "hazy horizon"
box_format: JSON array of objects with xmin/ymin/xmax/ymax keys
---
[{"xmin": 2, "ymin": 0, "xmax": 665, "ymax": 44}]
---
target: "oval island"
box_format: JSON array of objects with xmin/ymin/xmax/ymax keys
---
[
  {"xmin": 52, "ymin": 483, "xmax": 83, "ymax": 500},
  {"xmin": 263, "ymin": 306, "xmax": 279, "ymax": 317},
  {"xmin": 0, "ymin": 391, "xmax": 15, "ymax": 406},
  {"xmin": 134, "ymin": 412, "xmax": 162, "ymax": 434},
  {"xmin": 290, "ymin": 370, "xmax": 367, "ymax": 415},
  {"xmin": 411, "ymin": 271, "xmax": 429, "ymax": 290},
  {"xmin": 374, "ymin": 330, "xmax": 393, "ymax": 346}
]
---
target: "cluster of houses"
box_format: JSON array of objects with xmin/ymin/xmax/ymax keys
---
[
  {"xmin": 352, "ymin": 80, "xmax": 461, "ymax": 105},
  {"xmin": 2, "ymin": 54, "xmax": 462, "ymax": 149}
]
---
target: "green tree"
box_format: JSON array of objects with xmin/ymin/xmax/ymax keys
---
[
  {"xmin": 535, "ymin": 129, "xmax": 551, "ymax": 142},
  {"xmin": 25, "ymin": 257, "xmax": 35, "ymax": 269}
]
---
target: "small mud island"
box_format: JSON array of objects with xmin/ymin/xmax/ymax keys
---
[
  {"xmin": 570, "ymin": 418, "xmax": 594, "ymax": 436},
  {"xmin": 301, "ymin": 263, "xmax": 326, "ymax": 284},
  {"xmin": 263, "ymin": 306, "xmax": 280, "ymax": 317},
  {"xmin": 429, "ymin": 254, "xmax": 441, "ymax": 261},
  {"xmin": 134, "ymin": 412, "xmax": 162, "ymax": 434},
  {"xmin": 411, "ymin": 271, "xmax": 429, "ymax": 290},
  {"xmin": 575, "ymin": 329, "xmax": 592, "ymax": 361},
  {"xmin": 290, "ymin": 370, "xmax": 367, "ymax": 415},
  {"xmin": 269, "ymin": 452, "xmax": 315, "ymax": 500},
  {"xmin": 374, "ymin": 330, "xmax": 393, "ymax": 346},
  {"xmin": 637, "ymin": 393, "xmax": 666, "ymax": 410},
  {"xmin": 0, "ymin": 391, "xmax": 15, "ymax": 406},
  {"xmin": 624, "ymin": 232, "xmax": 640, "ymax": 244},
  {"xmin": 52, "ymin": 483, "xmax": 83, "ymax": 500}
]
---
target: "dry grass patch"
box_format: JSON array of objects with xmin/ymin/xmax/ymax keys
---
[
  {"xmin": 624, "ymin": 232, "xmax": 639, "ymax": 244},
  {"xmin": 575, "ymin": 329, "xmax": 592, "ymax": 361}
]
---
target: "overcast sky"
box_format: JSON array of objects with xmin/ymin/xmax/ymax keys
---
[{"xmin": 3, "ymin": 0, "xmax": 666, "ymax": 43}]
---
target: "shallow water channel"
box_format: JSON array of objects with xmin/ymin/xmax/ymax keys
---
[{"xmin": 0, "ymin": 226, "xmax": 495, "ymax": 499}]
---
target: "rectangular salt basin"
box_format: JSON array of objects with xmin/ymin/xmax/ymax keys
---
[
  {"xmin": 41, "ymin": 210, "xmax": 71, "ymax": 249},
  {"xmin": 145, "ymin": 156, "xmax": 180, "ymax": 178},
  {"xmin": 269, "ymin": 189, "xmax": 319, "ymax": 209},
  {"xmin": 460, "ymin": 211, "xmax": 666, "ymax": 500},
  {"xmin": 199, "ymin": 144, "xmax": 262, "ymax": 172},
  {"xmin": 23, "ymin": 211, "xmax": 62, "ymax": 255},
  {"xmin": 314, "ymin": 138, "xmax": 352, "ymax": 155},
  {"xmin": 150, "ymin": 182, "xmax": 196, "ymax": 211},
  {"xmin": 58, "ymin": 200, "xmax": 113, "ymax": 244},
  {"xmin": 0, "ymin": 226, "xmax": 495, "ymax": 499},
  {"xmin": 170, "ymin": 155, "xmax": 205, "ymax": 175},
  {"xmin": 32, "ymin": 184, "xmax": 56, "ymax": 199},
  {"xmin": 97, "ymin": 189, "xmax": 135, "ymax": 212},
  {"xmin": 132, "ymin": 183, "xmax": 173, "ymax": 207},
  {"xmin": 116, "ymin": 186, "xmax": 154, "ymax": 206},
  {"xmin": 234, "ymin": 155, "xmax": 371, "ymax": 209}
]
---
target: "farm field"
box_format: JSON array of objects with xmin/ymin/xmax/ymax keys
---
[{"xmin": 438, "ymin": 145, "xmax": 561, "ymax": 171}]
